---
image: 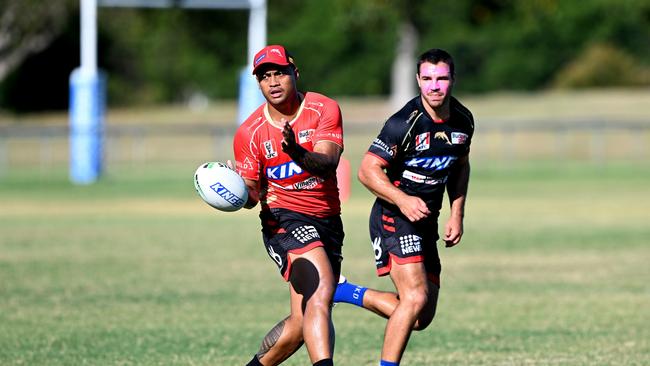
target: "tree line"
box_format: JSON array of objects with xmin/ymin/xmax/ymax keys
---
[{"xmin": 0, "ymin": 0, "xmax": 648, "ymax": 112}]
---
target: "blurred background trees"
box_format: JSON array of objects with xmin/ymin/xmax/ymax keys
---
[
  {"xmin": 0, "ymin": 0, "xmax": 75, "ymax": 81},
  {"xmin": 0, "ymin": 0, "xmax": 648, "ymax": 112},
  {"xmin": 0, "ymin": 0, "xmax": 77, "ymax": 110}
]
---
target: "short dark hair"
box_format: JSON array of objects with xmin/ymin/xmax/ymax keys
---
[{"xmin": 417, "ymin": 48, "xmax": 454, "ymax": 78}]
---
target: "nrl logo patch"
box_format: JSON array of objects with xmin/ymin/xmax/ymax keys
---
[
  {"xmin": 434, "ymin": 132, "xmax": 452, "ymax": 145},
  {"xmin": 263, "ymin": 140, "xmax": 278, "ymax": 159},
  {"xmin": 415, "ymin": 132, "xmax": 430, "ymax": 151}
]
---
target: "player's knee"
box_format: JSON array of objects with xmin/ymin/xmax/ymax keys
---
[
  {"xmin": 321, "ymin": 279, "xmax": 336, "ymax": 299},
  {"xmin": 402, "ymin": 289, "xmax": 429, "ymax": 312},
  {"xmin": 312, "ymin": 281, "xmax": 336, "ymax": 306},
  {"xmin": 307, "ymin": 291, "xmax": 334, "ymax": 314},
  {"xmin": 412, "ymin": 294, "xmax": 438, "ymax": 331}
]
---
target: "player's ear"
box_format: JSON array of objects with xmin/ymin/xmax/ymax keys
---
[{"xmin": 293, "ymin": 67, "xmax": 300, "ymax": 80}]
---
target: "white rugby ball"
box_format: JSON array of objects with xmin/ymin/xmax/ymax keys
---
[{"xmin": 194, "ymin": 162, "xmax": 248, "ymax": 212}]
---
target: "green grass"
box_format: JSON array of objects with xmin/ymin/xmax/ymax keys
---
[{"xmin": 1, "ymin": 161, "xmax": 649, "ymax": 365}]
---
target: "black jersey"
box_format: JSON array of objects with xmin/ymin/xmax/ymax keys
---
[{"xmin": 367, "ymin": 95, "xmax": 474, "ymax": 213}]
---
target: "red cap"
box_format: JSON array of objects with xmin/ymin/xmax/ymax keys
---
[{"xmin": 252, "ymin": 45, "xmax": 294, "ymax": 74}]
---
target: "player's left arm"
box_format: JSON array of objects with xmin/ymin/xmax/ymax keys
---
[
  {"xmin": 281, "ymin": 120, "xmax": 342, "ymax": 179},
  {"xmin": 444, "ymin": 154, "xmax": 470, "ymax": 247}
]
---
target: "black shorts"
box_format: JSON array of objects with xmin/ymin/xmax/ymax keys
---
[
  {"xmin": 369, "ymin": 200, "xmax": 441, "ymax": 285},
  {"xmin": 260, "ymin": 208, "xmax": 344, "ymax": 281}
]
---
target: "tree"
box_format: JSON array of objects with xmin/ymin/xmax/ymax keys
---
[{"xmin": 0, "ymin": 0, "xmax": 75, "ymax": 82}]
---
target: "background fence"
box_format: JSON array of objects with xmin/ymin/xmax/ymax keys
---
[{"xmin": 1, "ymin": 119, "xmax": 648, "ymax": 179}]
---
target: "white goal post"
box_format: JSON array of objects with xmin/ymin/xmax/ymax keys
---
[{"xmin": 70, "ymin": 0, "xmax": 266, "ymax": 184}]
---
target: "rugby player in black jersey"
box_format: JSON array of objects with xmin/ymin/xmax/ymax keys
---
[{"xmin": 333, "ymin": 48, "xmax": 474, "ymax": 366}]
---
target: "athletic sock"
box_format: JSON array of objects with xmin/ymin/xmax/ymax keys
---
[
  {"xmin": 379, "ymin": 360, "xmax": 399, "ymax": 366},
  {"xmin": 333, "ymin": 275, "xmax": 367, "ymax": 307},
  {"xmin": 246, "ymin": 354, "xmax": 263, "ymax": 366},
  {"xmin": 313, "ymin": 358, "xmax": 334, "ymax": 366}
]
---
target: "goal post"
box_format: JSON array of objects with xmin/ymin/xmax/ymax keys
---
[
  {"xmin": 70, "ymin": 0, "xmax": 266, "ymax": 184},
  {"xmin": 70, "ymin": 0, "xmax": 102, "ymax": 184}
]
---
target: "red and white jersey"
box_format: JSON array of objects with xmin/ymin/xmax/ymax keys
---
[{"xmin": 233, "ymin": 92, "xmax": 344, "ymax": 217}]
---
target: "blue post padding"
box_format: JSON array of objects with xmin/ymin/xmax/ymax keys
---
[
  {"xmin": 237, "ymin": 68, "xmax": 265, "ymax": 125},
  {"xmin": 69, "ymin": 68, "xmax": 106, "ymax": 185}
]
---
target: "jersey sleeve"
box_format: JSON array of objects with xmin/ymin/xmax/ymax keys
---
[
  {"xmin": 312, "ymin": 98, "xmax": 344, "ymax": 147},
  {"xmin": 451, "ymin": 97, "xmax": 475, "ymax": 156},
  {"xmin": 366, "ymin": 117, "xmax": 407, "ymax": 166},
  {"xmin": 458, "ymin": 117, "xmax": 473, "ymax": 157},
  {"xmin": 464, "ymin": 116, "xmax": 474, "ymax": 156},
  {"xmin": 233, "ymin": 125, "xmax": 260, "ymax": 181}
]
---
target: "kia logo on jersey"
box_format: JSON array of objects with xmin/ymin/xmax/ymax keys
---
[
  {"xmin": 415, "ymin": 132, "xmax": 430, "ymax": 151},
  {"xmin": 263, "ymin": 140, "xmax": 278, "ymax": 159},
  {"xmin": 405, "ymin": 156, "xmax": 457, "ymax": 171},
  {"xmin": 266, "ymin": 161, "xmax": 304, "ymax": 180}
]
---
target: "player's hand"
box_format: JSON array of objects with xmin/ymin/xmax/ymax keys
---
[
  {"xmin": 226, "ymin": 159, "xmax": 235, "ymax": 170},
  {"xmin": 225, "ymin": 160, "xmax": 243, "ymax": 177},
  {"xmin": 280, "ymin": 121, "xmax": 298, "ymax": 154},
  {"xmin": 443, "ymin": 215, "xmax": 463, "ymax": 247},
  {"xmin": 397, "ymin": 195, "xmax": 431, "ymax": 222}
]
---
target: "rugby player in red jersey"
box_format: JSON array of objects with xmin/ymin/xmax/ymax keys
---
[
  {"xmin": 233, "ymin": 45, "xmax": 343, "ymax": 366},
  {"xmin": 333, "ymin": 49, "xmax": 474, "ymax": 366}
]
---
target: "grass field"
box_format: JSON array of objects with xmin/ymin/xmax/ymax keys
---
[
  {"xmin": 1, "ymin": 158, "xmax": 649, "ymax": 365},
  {"xmin": 1, "ymin": 88, "xmax": 648, "ymax": 365}
]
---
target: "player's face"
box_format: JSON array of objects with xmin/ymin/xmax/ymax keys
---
[
  {"xmin": 417, "ymin": 62, "xmax": 454, "ymax": 109},
  {"xmin": 257, "ymin": 65, "xmax": 298, "ymax": 106}
]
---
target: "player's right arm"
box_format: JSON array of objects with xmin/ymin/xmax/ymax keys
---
[
  {"xmin": 227, "ymin": 159, "xmax": 260, "ymax": 209},
  {"xmin": 360, "ymin": 113, "xmax": 431, "ymax": 222},
  {"xmin": 242, "ymin": 178, "xmax": 260, "ymax": 209},
  {"xmin": 358, "ymin": 153, "xmax": 430, "ymax": 222}
]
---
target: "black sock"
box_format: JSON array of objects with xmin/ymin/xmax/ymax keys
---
[
  {"xmin": 313, "ymin": 358, "xmax": 334, "ymax": 366},
  {"xmin": 246, "ymin": 354, "xmax": 263, "ymax": 366}
]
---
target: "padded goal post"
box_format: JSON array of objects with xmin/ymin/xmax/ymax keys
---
[{"xmin": 69, "ymin": 69, "xmax": 106, "ymax": 184}]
